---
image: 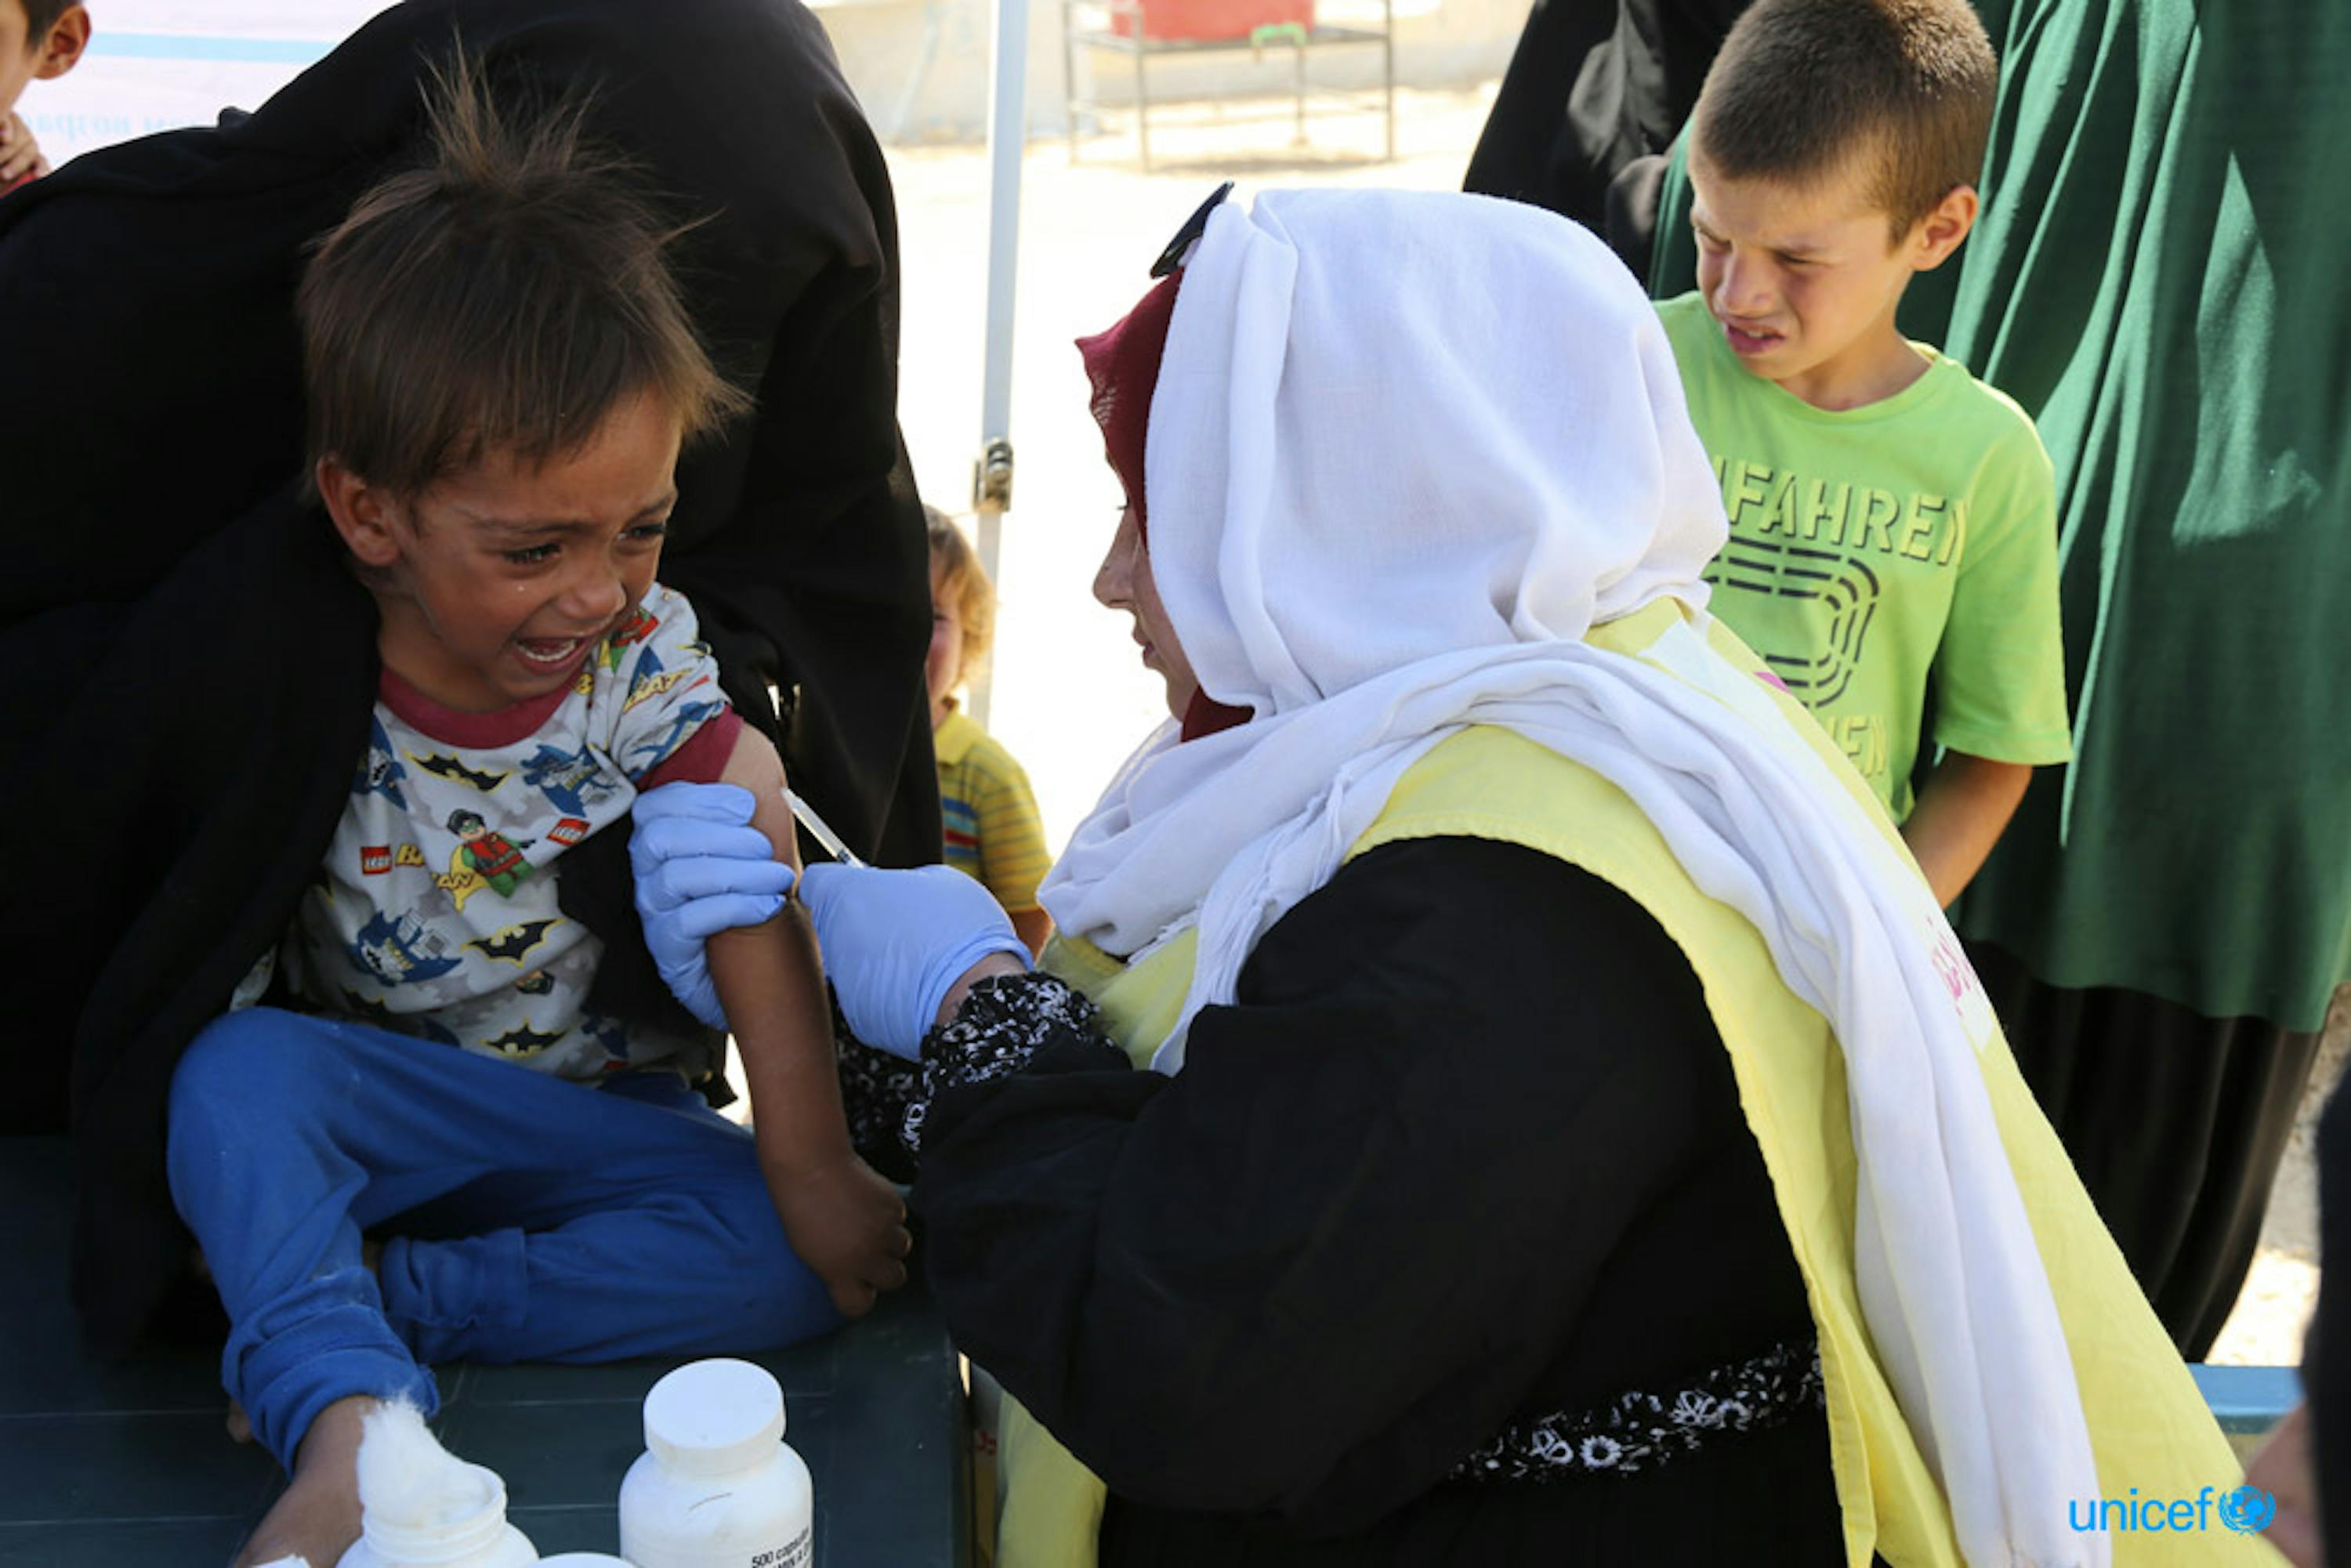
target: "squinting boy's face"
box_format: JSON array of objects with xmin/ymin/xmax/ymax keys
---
[
  {"xmin": 321, "ymin": 393, "xmax": 683, "ymax": 712},
  {"xmin": 1686, "ymin": 143, "xmax": 1970, "ymax": 410}
]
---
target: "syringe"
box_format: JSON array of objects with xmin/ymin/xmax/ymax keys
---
[{"xmin": 781, "ymin": 786, "xmax": 866, "ymax": 868}]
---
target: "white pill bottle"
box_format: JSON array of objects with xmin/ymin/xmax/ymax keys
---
[
  {"xmin": 335, "ymin": 1459, "xmax": 538, "ymax": 1568},
  {"xmin": 335, "ymin": 1400, "xmax": 538, "ymax": 1568},
  {"xmin": 619, "ymin": 1359, "xmax": 813, "ymax": 1568}
]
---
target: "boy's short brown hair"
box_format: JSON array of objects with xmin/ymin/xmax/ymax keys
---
[
  {"xmin": 297, "ymin": 52, "xmax": 748, "ymax": 501},
  {"xmin": 20, "ymin": 2, "xmax": 83, "ymax": 41},
  {"xmin": 1693, "ymin": 0, "xmax": 1996, "ymax": 241},
  {"xmin": 926, "ymin": 506, "xmax": 995, "ymax": 682}
]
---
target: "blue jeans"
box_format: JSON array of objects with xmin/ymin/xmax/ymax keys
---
[{"xmin": 165, "ymin": 1007, "xmax": 840, "ymax": 1468}]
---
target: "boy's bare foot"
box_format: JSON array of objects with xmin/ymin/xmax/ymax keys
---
[{"xmin": 233, "ymin": 1395, "xmax": 374, "ymax": 1568}]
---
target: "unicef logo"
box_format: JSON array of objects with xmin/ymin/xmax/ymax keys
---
[
  {"xmin": 2218, "ymin": 1486, "xmax": 2277, "ymax": 1534},
  {"xmin": 2068, "ymin": 1483, "xmax": 2278, "ymax": 1535}
]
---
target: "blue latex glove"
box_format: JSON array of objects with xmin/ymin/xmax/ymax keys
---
[
  {"xmin": 797, "ymin": 861, "xmax": 1031, "ymax": 1059},
  {"xmin": 630, "ymin": 782, "xmax": 796, "ymax": 1029},
  {"xmin": 631, "ymin": 781, "xmax": 1031, "ymax": 1056}
]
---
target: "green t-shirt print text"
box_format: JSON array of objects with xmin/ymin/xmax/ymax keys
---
[{"xmin": 1656, "ymin": 292, "xmax": 2073, "ymax": 824}]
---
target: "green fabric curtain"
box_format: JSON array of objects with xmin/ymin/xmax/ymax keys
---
[{"xmin": 1652, "ymin": 0, "xmax": 2351, "ymax": 1030}]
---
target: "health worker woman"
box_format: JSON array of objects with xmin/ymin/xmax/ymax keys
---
[{"xmin": 632, "ymin": 188, "xmax": 2251, "ymax": 1568}]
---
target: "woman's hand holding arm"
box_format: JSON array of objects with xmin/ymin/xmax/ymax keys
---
[
  {"xmin": 794, "ymin": 861, "xmax": 1031, "ymax": 1052},
  {"xmin": 630, "ymin": 781, "xmax": 1031, "ymax": 1052},
  {"xmin": 629, "ymin": 782, "xmax": 798, "ymax": 1029}
]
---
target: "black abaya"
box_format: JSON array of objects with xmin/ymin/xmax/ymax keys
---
[
  {"xmin": 1969, "ymin": 941, "xmax": 2327, "ymax": 1359},
  {"xmin": 1462, "ymin": 0, "xmax": 1751, "ymax": 272},
  {"xmin": 918, "ymin": 838, "xmax": 1843, "ymax": 1565}
]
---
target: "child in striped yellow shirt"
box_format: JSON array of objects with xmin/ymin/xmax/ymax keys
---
[{"xmin": 927, "ymin": 509, "xmax": 1053, "ymax": 955}]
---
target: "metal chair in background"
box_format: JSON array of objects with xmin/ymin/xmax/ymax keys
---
[{"xmin": 1061, "ymin": 0, "xmax": 1394, "ymax": 171}]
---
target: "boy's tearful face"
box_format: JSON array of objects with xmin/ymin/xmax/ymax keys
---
[
  {"xmin": 1686, "ymin": 146, "xmax": 1966, "ymax": 411},
  {"xmin": 325, "ymin": 392, "xmax": 683, "ymax": 713}
]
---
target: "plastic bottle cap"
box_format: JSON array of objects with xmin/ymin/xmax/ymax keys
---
[{"xmin": 643, "ymin": 1359, "xmax": 787, "ymax": 1478}]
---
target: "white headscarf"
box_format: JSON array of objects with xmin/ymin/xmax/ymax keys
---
[{"xmin": 1038, "ymin": 189, "xmax": 2105, "ymax": 1568}]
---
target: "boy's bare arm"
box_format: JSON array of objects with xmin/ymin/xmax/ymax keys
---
[
  {"xmin": 1900, "ymin": 751, "xmax": 2033, "ymax": 907},
  {"xmin": 704, "ymin": 724, "xmax": 910, "ymax": 1317}
]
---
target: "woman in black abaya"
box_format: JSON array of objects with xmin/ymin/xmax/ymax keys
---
[{"xmin": 0, "ymin": 0, "xmax": 938, "ymax": 1358}]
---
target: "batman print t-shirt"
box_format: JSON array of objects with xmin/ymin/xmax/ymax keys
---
[{"xmin": 281, "ymin": 584, "xmax": 744, "ymax": 1080}]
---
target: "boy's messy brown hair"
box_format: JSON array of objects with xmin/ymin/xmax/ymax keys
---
[
  {"xmin": 927, "ymin": 506, "xmax": 995, "ymax": 685},
  {"xmin": 20, "ymin": 3, "xmax": 84, "ymax": 42},
  {"xmin": 1693, "ymin": 0, "xmax": 1997, "ymax": 242},
  {"xmin": 296, "ymin": 50, "xmax": 748, "ymax": 502}
]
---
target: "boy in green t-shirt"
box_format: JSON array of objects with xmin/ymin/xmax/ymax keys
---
[{"xmin": 1657, "ymin": 0, "xmax": 2070, "ymax": 905}]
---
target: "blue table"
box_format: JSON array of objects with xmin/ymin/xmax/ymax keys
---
[
  {"xmin": 2190, "ymin": 1362, "xmax": 2302, "ymax": 1461},
  {"xmin": 0, "ymin": 1139, "xmax": 971, "ymax": 1566}
]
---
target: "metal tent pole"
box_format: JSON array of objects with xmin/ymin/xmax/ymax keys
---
[{"xmin": 969, "ymin": 0, "xmax": 1031, "ymax": 729}]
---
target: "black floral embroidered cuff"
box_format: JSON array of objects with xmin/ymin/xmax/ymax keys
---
[
  {"xmin": 836, "ymin": 1032, "xmax": 920, "ymax": 1181},
  {"xmin": 1455, "ymin": 1338, "xmax": 1824, "ymax": 1483},
  {"xmin": 901, "ymin": 972, "xmax": 1104, "ymax": 1153}
]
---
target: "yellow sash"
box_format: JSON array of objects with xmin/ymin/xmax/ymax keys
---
[{"xmin": 995, "ymin": 602, "xmax": 2266, "ymax": 1567}]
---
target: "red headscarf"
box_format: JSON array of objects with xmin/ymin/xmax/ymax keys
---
[
  {"xmin": 1077, "ymin": 274, "xmax": 1252, "ymax": 741},
  {"xmin": 1076, "ymin": 273, "xmax": 1179, "ymax": 539}
]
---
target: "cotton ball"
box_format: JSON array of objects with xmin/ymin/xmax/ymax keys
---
[{"xmin": 355, "ymin": 1400, "xmax": 492, "ymax": 1530}]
